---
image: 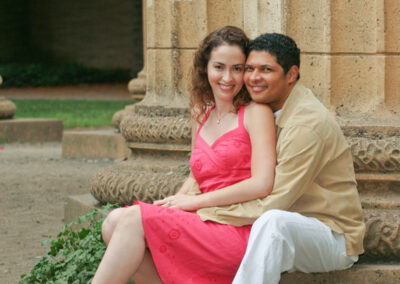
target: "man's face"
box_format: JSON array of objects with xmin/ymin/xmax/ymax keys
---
[{"xmin": 244, "ymin": 51, "xmax": 296, "ymax": 112}]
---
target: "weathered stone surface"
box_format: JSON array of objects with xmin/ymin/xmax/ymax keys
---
[
  {"xmin": 62, "ymin": 129, "xmax": 130, "ymax": 159},
  {"xmin": 287, "ymin": 0, "xmax": 330, "ymax": 52},
  {"xmin": 207, "ymin": 0, "xmax": 243, "ymax": 32},
  {"xmin": 331, "ymin": 0, "xmax": 378, "ymax": 53},
  {"xmin": 120, "ymin": 112, "xmax": 191, "ymax": 145},
  {"xmin": 90, "ymin": 160, "xmax": 187, "ymax": 205},
  {"xmin": 362, "ymin": 209, "xmax": 400, "ymax": 261},
  {"xmin": 385, "ymin": 1, "xmax": 400, "ymax": 53},
  {"xmin": 331, "ymin": 55, "xmax": 383, "ymax": 120},
  {"xmin": 128, "ymin": 70, "xmax": 146, "ymax": 100},
  {"xmin": 0, "ymin": 118, "xmax": 62, "ymax": 143},
  {"xmin": 280, "ymin": 264, "xmax": 400, "ymax": 284},
  {"xmin": 300, "ymin": 54, "xmax": 331, "ymax": 107},
  {"xmin": 244, "ymin": 0, "xmax": 285, "ymax": 38},
  {"xmin": 0, "ymin": 97, "xmax": 17, "ymax": 119},
  {"xmin": 112, "ymin": 104, "xmax": 135, "ymax": 130},
  {"xmin": 349, "ymin": 137, "xmax": 400, "ymax": 174},
  {"xmin": 385, "ymin": 56, "xmax": 400, "ymax": 114}
]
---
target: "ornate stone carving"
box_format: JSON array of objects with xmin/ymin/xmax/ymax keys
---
[
  {"xmin": 111, "ymin": 104, "xmax": 135, "ymax": 131},
  {"xmin": 362, "ymin": 209, "xmax": 400, "ymax": 261},
  {"xmin": 347, "ymin": 137, "xmax": 400, "ymax": 173},
  {"xmin": 90, "ymin": 162, "xmax": 186, "ymax": 205},
  {"xmin": 120, "ymin": 113, "xmax": 191, "ymax": 144},
  {"xmin": 0, "ymin": 96, "xmax": 17, "ymax": 119}
]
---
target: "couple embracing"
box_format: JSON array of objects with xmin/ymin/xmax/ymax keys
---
[{"xmin": 92, "ymin": 26, "xmax": 365, "ymax": 284}]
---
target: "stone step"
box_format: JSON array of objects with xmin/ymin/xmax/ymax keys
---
[
  {"xmin": 0, "ymin": 118, "xmax": 63, "ymax": 143},
  {"xmin": 62, "ymin": 128, "xmax": 130, "ymax": 159},
  {"xmin": 65, "ymin": 195, "xmax": 400, "ymax": 283},
  {"xmin": 280, "ymin": 264, "xmax": 400, "ymax": 284}
]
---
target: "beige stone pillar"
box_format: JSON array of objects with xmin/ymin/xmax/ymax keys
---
[
  {"xmin": 92, "ymin": 0, "xmax": 246, "ymax": 205},
  {"xmin": 127, "ymin": 0, "xmax": 147, "ymax": 100},
  {"xmin": 93, "ymin": 0, "xmax": 400, "ymax": 262}
]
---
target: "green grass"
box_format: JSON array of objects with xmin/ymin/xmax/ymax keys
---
[{"xmin": 11, "ymin": 99, "xmax": 134, "ymax": 129}]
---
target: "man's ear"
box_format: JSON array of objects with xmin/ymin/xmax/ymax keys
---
[{"xmin": 287, "ymin": 65, "xmax": 299, "ymax": 84}]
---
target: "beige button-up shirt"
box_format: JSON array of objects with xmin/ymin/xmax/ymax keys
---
[{"xmin": 196, "ymin": 82, "xmax": 365, "ymax": 256}]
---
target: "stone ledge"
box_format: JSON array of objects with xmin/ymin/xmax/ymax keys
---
[
  {"xmin": 65, "ymin": 194, "xmax": 400, "ymax": 283},
  {"xmin": 64, "ymin": 193, "xmax": 104, "ymax": 225},
  {"xmin": 0, "ymin": 118, "xmax": 63, "ymax": 143},
  {"xmin": 62, "ymin": 128, "xmax": 130, "ymax": 159},
  {"xmin": 280, "ymin": 264, "xmax": 400, "ymax": 283}
]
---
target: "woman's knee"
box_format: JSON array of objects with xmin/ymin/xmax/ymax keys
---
[
  {"xmin": 102, "ymin": 207, "xmax": 126, "ymax": 244},
  {"xmin": 117, "ymin": 205, "xmax": 143, "ymax": 234}
]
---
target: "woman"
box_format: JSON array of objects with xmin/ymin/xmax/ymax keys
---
[{"xmin": 92, "ymin": 26, "xmax": 276, "ymax": 284}]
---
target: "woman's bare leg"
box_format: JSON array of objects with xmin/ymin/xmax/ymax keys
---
[
  {"xmin": 132, "ymin": 249, "xmax": 162, "ymax": 284},
  {"xmin": 101, "ymin": 207, "xmax": 125, "ymax": 245},
  {"xmin": 92, "ymin": 205, "xmax": 145, "ymax": 284}
]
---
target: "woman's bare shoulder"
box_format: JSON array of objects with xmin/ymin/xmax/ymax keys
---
[{"xmin": 245, "ymin": 101, "xmax": 273, "ymax": 117}]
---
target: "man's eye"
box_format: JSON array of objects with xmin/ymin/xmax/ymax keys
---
[{"xmin": 234, "ymin": 66, "xmax": 243, "ymax": 72}]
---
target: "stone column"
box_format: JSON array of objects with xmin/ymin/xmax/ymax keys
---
[
  {"xmin": 92, "ymin": 0, "xmax": 245, "ymax": 204},
  {"xmin": 127, "ymin": 0, "xmax": 147, "ymax": 101},
  {"xmin": 93, "ymin": 0, "xmax": 400, "ymax": 262},
  {"xmin": 247, "ymin": 0, "xmax": 400, "ymax": 262}
]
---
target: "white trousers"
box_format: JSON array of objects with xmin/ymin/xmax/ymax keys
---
[{"xmin": 233, "ymin": 210, "xmax": 358, "ymax": 284}]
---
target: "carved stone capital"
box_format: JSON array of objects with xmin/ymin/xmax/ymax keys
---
[
  {"xmin": 347, "ymin": 136, "xmax": 400, "ymax": 173},
  {"xmin": 362, "ymin": 209, "xmax": 400, "ymax": 261},
  {"xmin": 112, "ymin": 104, "xmax": 135, "ymax": 130},
  {"xmin": 120, "ymin": 111, "xmax": 191, "ymax": 145},
  {"xmin": 90, "ymin": 161, "xmax": 186, "ymax": 205}
]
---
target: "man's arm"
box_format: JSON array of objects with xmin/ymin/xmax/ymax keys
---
[{"xmin": 197, "ymin": 125, "xmax": 326, "ymax": 225}]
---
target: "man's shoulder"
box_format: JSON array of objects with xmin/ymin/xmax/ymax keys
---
[{"xmin": 285, "ymin": 85, "xmax": 331, "ymax": 126}]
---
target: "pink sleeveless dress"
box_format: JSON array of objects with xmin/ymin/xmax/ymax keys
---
[{"xmin": 136, "ymin": 105, "xmax": 252, "ymax": 284}]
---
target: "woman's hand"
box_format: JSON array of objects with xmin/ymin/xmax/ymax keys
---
[{"xmin": 153, "ymin": 193, "xmax": 201, "ymax": 212}]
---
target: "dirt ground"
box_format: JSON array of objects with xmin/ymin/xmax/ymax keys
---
[{"xmin": 0, "ymin": 142, "xmax": 113, "ymax": 283}]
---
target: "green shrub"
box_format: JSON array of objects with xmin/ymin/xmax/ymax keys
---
[
  {"xmin": 0, "ymin": 62, "xmax": 130, "ymax": 87},
  {"xmin": 20, "ymin": 204, "xmax": 118, "ymax": 284}
]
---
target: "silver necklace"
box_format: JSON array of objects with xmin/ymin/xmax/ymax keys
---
[{"xmin": 215, "ymin": 111, "xmax": 228, "ymax": 125}]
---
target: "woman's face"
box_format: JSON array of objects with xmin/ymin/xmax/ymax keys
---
[{"xmin": 206, "ymin": 44, "xmax": 246, "ymax": 103}]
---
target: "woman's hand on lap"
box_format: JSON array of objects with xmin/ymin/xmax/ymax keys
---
[{"xmin": 153, "ymin": 194, "xmax": 200, "ymax": 212}]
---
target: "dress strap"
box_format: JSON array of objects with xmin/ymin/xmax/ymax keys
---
[
  {"xmin": 238, "ymin": 105, "xmax": 245, "ymax": 129},
  {"xmin": 197, "ymin": 105, "xmax": 215, "ymax": 135}
]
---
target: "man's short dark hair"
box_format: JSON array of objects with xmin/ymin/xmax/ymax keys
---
[{"xmin": 248, "ymin": 33, "xmax": 300, "ymax": 79}]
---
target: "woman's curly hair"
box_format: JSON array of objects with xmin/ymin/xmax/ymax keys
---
[{"xmin": 189, "ymin": 26, "xmax": 251, "ymax": 123}]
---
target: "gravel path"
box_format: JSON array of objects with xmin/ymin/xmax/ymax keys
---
[{"xmin": 0, "ymin": 142, "xmax": 113, "ymax": 283}]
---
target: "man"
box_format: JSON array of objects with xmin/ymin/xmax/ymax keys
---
[{"xmin": 197, "ymin": 33, "xmax": 365, "ymax": 283}]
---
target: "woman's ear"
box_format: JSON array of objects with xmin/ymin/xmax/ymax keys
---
[{"xmin": 287, "ymin": 65, "xmax": 299, "ymax": 84}]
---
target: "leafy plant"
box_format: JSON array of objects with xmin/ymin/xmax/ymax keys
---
[{"xmin": 20, "ymin": 203, "xmax": 118, "ymax": 284}]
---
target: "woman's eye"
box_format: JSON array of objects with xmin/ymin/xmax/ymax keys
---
[
  {"xmin": 233, "ymin": 66, "xmax": 243, "ymax": 72},
  {"xmin": 244, "ymin": 66, "xmax": 253, "ymax": 72},
  {"xmin": 214, "ymin": 65, "xmax": 223, "ymax": 70}
]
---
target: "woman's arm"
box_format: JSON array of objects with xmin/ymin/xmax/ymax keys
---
[{"xmin": 160, "ymin": 102, "xmax": 276, "ymax": 211}]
